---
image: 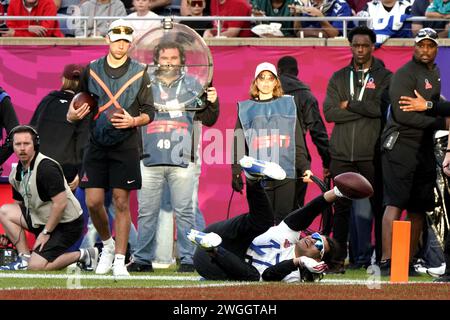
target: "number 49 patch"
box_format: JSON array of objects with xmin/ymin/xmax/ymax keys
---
[{"xmin": 157, "ymin": 139, "xmax": 171, "ymax": 149}]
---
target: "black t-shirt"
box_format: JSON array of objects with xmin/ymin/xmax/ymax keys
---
[
  {"xmin": 179, "ymin": 20, "xmax": 213, "ymax": 37},
  {"xmin": 13, "ymin": 158, "xmax": 66, "ymax": 202},
  {"xmin": 104, "ymin": 56, "xmax": 131, "ymax": 79}
]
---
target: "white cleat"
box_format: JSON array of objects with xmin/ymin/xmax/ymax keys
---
[
  {"xmin": 239, "ymin": 156, "xmax": 286, "ymax": 180},
  {"xmin": 427, "ymin": 263, "xmax": 446, "ymax": 278},
  {"xmin": 187, "ymin": 229, "xmax": 222, "ymax": 250},
  {"xmin": 95, "ymin": 247, "xmax": 115, "ymax": 275}
]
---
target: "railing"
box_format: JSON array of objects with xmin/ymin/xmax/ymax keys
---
[{"xmin": 1, "ymin": 15, "xmax": 448, "ymax": 38}]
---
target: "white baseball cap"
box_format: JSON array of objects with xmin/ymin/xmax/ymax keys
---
[
  {"xmin": 254, "ymin": 62, "xmax": 278, "ymax": 79},
  {"xmin": 107, "ymin": 19, "xmax": 134, "ymax": 43},
  {"xmin": 415, "ymin": 27, "xmax": 438, "ymax": 46}
]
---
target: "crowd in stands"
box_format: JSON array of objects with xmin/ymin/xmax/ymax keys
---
[{"xmin": 0, "ymin": 0, "xmax": 449, "ymax": 39}]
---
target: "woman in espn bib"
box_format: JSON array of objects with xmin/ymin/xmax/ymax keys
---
[{"xmin": 231, "ymin": 62, "xmax": 313, "ymax": 224}]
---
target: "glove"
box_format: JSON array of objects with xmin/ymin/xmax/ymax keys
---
[
  {"xmin": 299, "ymin": 256, "xmax": 328, "ymax": 273},
  {"xmin": 231, "ymin": 173, "xmax": 244, "ymax": 193}
]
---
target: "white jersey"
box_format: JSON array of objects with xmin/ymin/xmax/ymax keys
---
[
  {"xmin": 358, "ymin": 0, "xmax": 412, "ymax": 44},
  {"xmin": 127, "ymin": 11, "xmax": 161, "ymax": 41},
  {"xmin": 246, "ymin": 221, "xmax": 301, "ymax": 283}
]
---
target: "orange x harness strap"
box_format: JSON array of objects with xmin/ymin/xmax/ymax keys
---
[{"xmin": 90, "ymin": 69, "xmax": 145, "ymax": 120}]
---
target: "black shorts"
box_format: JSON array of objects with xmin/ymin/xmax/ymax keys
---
[
  {"xmin": 80, "ymin": 141, "xmax": 141, "ymax": 190},
  {"xmin": 21, "ymin": 205, "xmax": 83, "ymax": 262},
  {"xmin": 382, "ymin": 142, "xmax": 435, "ymax": 212}
]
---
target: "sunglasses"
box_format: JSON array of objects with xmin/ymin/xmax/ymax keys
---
[
  {"xmin": 311, "ymin": 232, "xmax": 325, "ymax": 258},
  {"xmin": 109, "ymin": 26, "xmax": 134, "ymax": 35},
  {"xmin": 417, "ymin": 28, "xmax": 437, "ymax": 39},
  {"xmin": 257, "ymin": 74, "xmax": 276, "ymax": 82},
  {"xmin": 189, "ymin": 0, "xmax": 204, "ymax": 6}
]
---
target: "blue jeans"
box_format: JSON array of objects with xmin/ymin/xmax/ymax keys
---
[
  {"xmin": 349, "ymin": 198, "xmax": 374, "ymax": 265},
  {"xmin": 134, "ymin": 162, "xmax": 196, "ymax": 265},
  {"xmin": 153, "ymin": 162, "xmax": 205, "ymax": 264},
  {"xmin": 153, "ymin": 183, "xmax": 175, "ymax": 265}
]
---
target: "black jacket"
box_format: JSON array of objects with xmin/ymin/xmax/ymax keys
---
[
  {"xmin": 324, "ymin": 57, "xmax": 392, "ymax": 161},
  {"xmin": 29, "ymin": 90, "xmax": 90, "ymax": 182},
  {"xmin": 0, "ymin": 87, "xmax": 19, "ymax": 166},
  {"xmin": 279, "ymin": 74, "xmax": 331, "ymax": 169},
  {"xmin": 382, "ymin": 58, "xmax": 445, "ymax": 149}
]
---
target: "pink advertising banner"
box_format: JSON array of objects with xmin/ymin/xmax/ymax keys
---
[{"xmin": 1, "ymin": 45, "xmax": 449, "ymax": 226}]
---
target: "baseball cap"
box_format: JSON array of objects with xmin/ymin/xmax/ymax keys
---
[
  {"xmin": 107, "ymin": 19, "xmax": 134, "ymax": 43},
  {"xmin": 63, "ymin": 64, "xmax": 84, "ymax": 80},
  {"xmin": 415, "ymin": 28, "xmax": 438, "ymax": 46},
  {"xmin": 254, "ymin": 62, "xmax": 277, "ymax": 79}
]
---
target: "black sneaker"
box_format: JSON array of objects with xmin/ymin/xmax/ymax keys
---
[
  {"xmin": 408, "ymin": 264, "xmax": 421, "ymax": 277},
  {"xmin": 379, "ymin": 259, "xmax": 391, "ymax": 277},
  {"xmin": 433, "ymin": 274, "xmax": 450, "ymax": 283},
  {"xmin": 127, "ymin": 262, "xmax": 153, "ymax": 272},
  {"xmin": 177, "ymin": 264, "xmax": 196, "ymax": 273}
]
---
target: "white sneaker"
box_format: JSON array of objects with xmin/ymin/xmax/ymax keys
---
[
  {"xmin": 80, "ymin": 247, "xmax": 99, "ymax": 272},
  {"xmin": 0, "ymin": 253, "xmax": 30, "ymax": 271},
  {"xmin": 427, "ymin": 263, "xmax": 446, "ymax": 277},
  {"xmin": 113, "ymin": 263, "xmax": 130, "ymax": 277},
  {"xmin": 95, "ymin": 246, "xmax": 115, "ymax": 275},
  {"xmin": 239, "ymin": 156, "xmax": 286, "ymax": 180},
  {"xmin": 187, "ymin": 229, "xmax": 222, "ymax": 249}
]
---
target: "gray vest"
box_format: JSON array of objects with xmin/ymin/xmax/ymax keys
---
[
  {"xmin": 238, "ymin": 96, "xmax": 297, "ymax": 179},
  {"xmin": 88, "ymin": 57, "xmax": 146, "ymax": 146}
]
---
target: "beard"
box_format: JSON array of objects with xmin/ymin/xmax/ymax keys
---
[{"xmin": 156, "ymin": 66, "xmax": 181, "ymax": 79}]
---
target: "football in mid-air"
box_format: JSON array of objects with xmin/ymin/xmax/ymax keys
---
[
  {"xmin": 72, "ymin": 92, "xmax": 97, "ymax": 110},
  {"xmin": 334, "ymin": 172, "xmax": 373, "ymax": 199}
]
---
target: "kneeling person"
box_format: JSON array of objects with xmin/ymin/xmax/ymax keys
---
[{"xmin": 0, "ymin": 125, "xmax": 97, "ymax": 271}]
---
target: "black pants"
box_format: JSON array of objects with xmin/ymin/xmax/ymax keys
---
[
  {"xmin": 294, "ymin": 179, "xmax": 308, "ymax": 209},
  {"xmin": 193, "ymin": 180, "xmax": 330, "ymax": 281},
  {"xmin": 263, "ymin": 178, "xmax": 296, "ymax": 225},
  {"xmin": 330, "ymin": 159, "xmax": 383, "ymax": 262},
  {"xmin": 193, "ymin": 180, "xmax": 274, "ymax": 280}
]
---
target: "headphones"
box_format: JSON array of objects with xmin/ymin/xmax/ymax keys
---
[
  {"xmin": 153, "ymin": 41, "xmax": 186, "ymax": 66},
  {"xmin": 6, "ymin": 125, "xmax": 40, "ymax": 152}
]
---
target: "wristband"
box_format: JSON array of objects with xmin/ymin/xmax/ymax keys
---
[{"xmin": 446, "ymin": 149, "xmax": 450, "ymax": 153}]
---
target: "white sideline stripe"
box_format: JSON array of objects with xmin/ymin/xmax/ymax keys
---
[
  {"xmin": 0, "ymin": 273, "xmax": 200, "ymax": 281},
  {"xmin": 0, "ymin": 282, "xmax": 258, "ymax": 291},
  {"xmin": 0, "ymin": 273, "xmax": 437, "ymax": 285}
]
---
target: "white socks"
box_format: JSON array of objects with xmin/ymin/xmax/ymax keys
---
[
  {"xmin": 102, "ymin": 238, "xmax": 115, "ymax": 251},
  {"xmin": 114, "ymin": 254, "xmax": 126, "ymax": 266},
  {"xmin": 79, "ymin": 248, "xmax": 87, "ymax": 262},
  {"xmin": 19, "ymin": 253, "xmax": 31, "ymax": 261}
]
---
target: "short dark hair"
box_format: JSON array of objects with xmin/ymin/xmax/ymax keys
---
[
  {"xmin": 348, "ymin": 26, "xmax": 376, "ymax": 44},
  {"xmin": 7, "ymin": 125, "xmax": 40, "ymax": 151},
  {"xmin": 153, "ymin": 41, "xmax": 186, "ymax": 65},
  {"xmin": 322, "ymin": 236, "xmax": 340, "ymax": 267},
  {"xmin": 277, "ymin": 56, "xmax": 299, "ymax": 76}
]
